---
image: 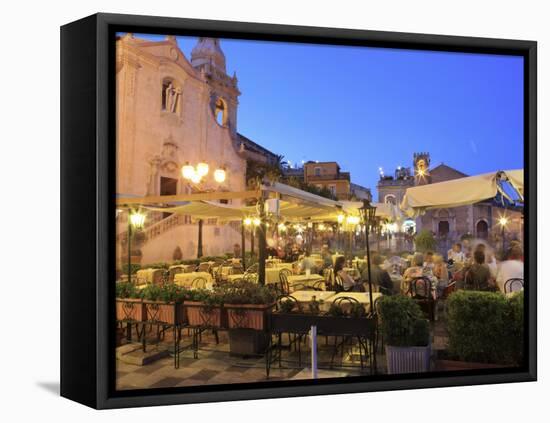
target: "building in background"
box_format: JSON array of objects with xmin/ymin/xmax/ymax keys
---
[{"xmin": 377, "ymin": 152, "xmax": 522, "ymax": 255}]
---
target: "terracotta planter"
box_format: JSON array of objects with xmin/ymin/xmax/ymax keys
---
[
  {"xmin": 385, "ymin": 345, "xmax": 431, "ymax": 374},
  {"xmin": 143, "ymin": 301, "xmax": 184, "ymax": 325},
  {"xmin": 116, "ymin": 298, "xmax": 145, "ymax": 321},
  {"xmin": 225, "ymin": 303, "xmax": 275, "ymax": 331},
  {"xmin": 185, "ymin": 301, "xmax": 225, "ymax": 328},
  {"xmin": 434, "ymin": 359, "xmax": 514, "ymax": 372}
]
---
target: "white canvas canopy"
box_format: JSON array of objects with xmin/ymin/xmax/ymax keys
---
[{"xmin": 400, "ymin": 169, "xmax": 524, "ymax": 217}]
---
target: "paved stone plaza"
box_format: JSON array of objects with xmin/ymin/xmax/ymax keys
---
[{"xmin": 116, "ymin": 319, "xmax": 449, "ymax": 390}]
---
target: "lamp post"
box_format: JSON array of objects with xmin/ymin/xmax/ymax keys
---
[
  {"xmin": 359, "ymin": 200, "xmax": 377, "ymax": 308},
  {"xmin": 127, "ymin": 209, "xmax": 146, "ymax": 284}
]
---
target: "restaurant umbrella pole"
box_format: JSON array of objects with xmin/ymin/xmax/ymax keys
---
[
  {"xmin": 197, "ymin": 219, "xmax": 203, "ymax": 259},
  {"xmin": 241, "ymin": 222, "xmax": 246, "ymax": 270},
  {"xmin": 258, "ymin": 197, "xmax": 267, "ymax": 285}
]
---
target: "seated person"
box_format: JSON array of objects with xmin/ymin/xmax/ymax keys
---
[
  {"xmin": 362, "ymin": 254, "xmax": 393, "ymax": 295},
  {"xmin": 464, "ymin": 250, "xmax": 493, "ymax": 291},
  {"xmin": 432, "ymin": 254, "xmax": 449, "ymax": 296},
  {"xmin": 403, "ymin": 253, "xmax": 437, "ymax": 297},
  {"xmin": 300, "ymin": 251, "xmax": 317, "ymax": 273},
  {"xmin": 334, "ymin": 256, "xmax": 362, "ymax": 292},
  {"xmin": 320, "ymin": 244, "xmax": 333, "ymax": 270},
  {"xmin": 423, "ymin": 251, "xmax": 435, "ymax": 271},
  {"xmin": 447, "ymin": 243, "xmax": 465, "ymax": 263},
  {"xmin": 496, "ymin": 246, "xmax": 524, "ymax": 293}
]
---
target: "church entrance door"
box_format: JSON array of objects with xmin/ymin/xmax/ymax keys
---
[{"xmin": 160, "ymin": 177, "xmax": 178, "ymax": 219}]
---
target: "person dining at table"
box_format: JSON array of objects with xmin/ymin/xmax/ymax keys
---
[
  {"xmin": 464, "ymin": 249, "xmax": 493, "ymax": 291},
  {"xmin": 334, "ymin": 256, "xmax": 363, "ymax": 292},
  {"xmin": 320, "ymin": 244, "xmax": 333, "ymax": 270},
  {"xmin": 299, "ymin": 250, "xmax": 317, "ymax": 273},
  {"xmin": 447, "ymin": 242, "xmax": 465, "ymax": 263},
  {"xmin": 403, "ymin": 253, "xmax": 437, "ymax": 297},
  {"xmin": 362, "ymin": 254, "xmax": 393, "ymax": 295},
  {"xmin": 433, "ymin": 254, "xmax": 449, "ymax": 296}
]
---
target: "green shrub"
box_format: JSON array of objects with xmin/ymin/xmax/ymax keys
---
[
  {"xmin": 414, "ymin": 229, "xmax": 437, "ymax": 253},
  {"xmin": 115, "ymin": 281, "xmax": 141, "ymax": 299},
  {"xmin": 378, "ymin": 295, "xmax": 430, "ymax": 347},
  {"xmin": 447, "ymin": 290, "xmax": 524, "ymax": 365}
]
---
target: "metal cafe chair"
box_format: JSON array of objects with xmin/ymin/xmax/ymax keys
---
[
  {"xmin": 246, "ymin": 263, "xmax": 259, "ymax": 274},
  {"xmin": 504, "ymin": 278, "xmax": 524, "ymax": 293},
  {"xmin": 191, "ymin": 277, "xmax": 207, "ymax": 290},
  {"xmin": 407, "ymin": 277, "xmax": 436, "ymax": 321},
  {"xmin": 279, "ymin": 269, "xmax": 292, "ymax": 294}
]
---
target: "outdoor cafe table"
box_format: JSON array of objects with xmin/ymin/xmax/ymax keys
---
[
  {"xmin": 328, "ymin": 292, "xmax": 383, "ymax": 313},
  {"xmin": 174, "ymin": 271, "xmax": 213, "ymax": 288},
  {"xmin": 135, "ymin": 268, "xmax": 163, "ymax": 284},
  {"xmin": 287, "ymin": 274, "xmax": 324, "ymax": 291},
  {"xmin": 226, "ymin": 269, "xmax": 279, "ymax": 284},
  {"xmin": 271, "ymin": 263, "xmax": 293, "ymax": 271},
  {"xmin": 291, "ymin": 290, "xmax": 336, "ymax": 303}
]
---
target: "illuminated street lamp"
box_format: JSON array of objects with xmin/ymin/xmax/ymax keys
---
[
  {"xmin": 359, "ymin": 200, "xmax": 377, "ymax": 308},
  {"xmin": 213, "ymin": 168, "xmax": 226, "ymax": 183},
  {"xmin": 127, "ymin": 209, "xmax": 146, "ymax": 284},
  {"xmin": 196, "ymin": 162, "xmax": 209, "ymax": 177}
]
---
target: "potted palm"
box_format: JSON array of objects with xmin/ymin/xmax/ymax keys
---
[
  {"xmin": 141, "ymin": 284, "xmax": 186, "ymax": 325},
  {"xmin": 378, "ymin": 295, "xmax": 431, "ymax": 374},
  {"xmin": 115, "ymin": 281, "xmax": 145, "ymax": 322}
]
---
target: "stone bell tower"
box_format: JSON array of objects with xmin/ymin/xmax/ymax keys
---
[
  {"xmin": 191, "ymin": 38, "xmax": 241, "ymax": 137},
  {"xmin": 413, "ymin": 152, "xmax": 432, "ymax": 185}
]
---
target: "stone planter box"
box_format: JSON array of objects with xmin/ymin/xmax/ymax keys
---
[
  {"xmin": 116, "ymin": 298, "xmax": 145, "ymax": 322},
  {"xmin": 225, "ymin": 303, "xmax": 275, "ymax": 331},
  {"xmin": 385, "ymin": 345, "xmax": 431, "ymax": 374},
  {"xmin": 143, "ymin": 301, "xmax": 184, "ymax": 325},
  {"xmin": 228, "ymin": 329, "xmax": 269, "ymax": 356},
  {"xmin": 185, "ymin": 301, "xmax": 225, "ymax": 328}
]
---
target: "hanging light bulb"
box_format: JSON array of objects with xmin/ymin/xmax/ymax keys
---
[
  {"xmin": 197, "ymin": 162, "xmax": 209, "ymax": 176},
  {"xmin": 190, "ymin": 172, "xmax": 202, "ymax": 184},
  {"xmin": 181, "ymin": 163, "xmax": 194, "ymax": 180},
  {"xmin": 252, "ymin": 217, "xmax": 261, "ymax": 226},
  {"xmin": 129, "ymin": 211, "xmax": 146, "ymax": 229},
  {"xmin": 214, "ymin": 168, "xmax": 226, "ymax": 183}
]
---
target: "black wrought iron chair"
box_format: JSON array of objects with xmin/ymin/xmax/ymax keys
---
[
  {"xmin": 279, "ymin": 269, "xmax": 292, "ymax": 294},
  {"xmin": 191, "ymin": 277, "xmax": 208, "ymax": 290},
  {"xmin": 504, "ymin": 278, "xmax": 524, "ymax": 293},
  {"xmin": 407, "ymin": 277, "xmax": 436, "ymax": 321}
]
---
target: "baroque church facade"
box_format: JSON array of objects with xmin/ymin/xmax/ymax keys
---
[
  {"xmin": 377, "ymin": 153, "xmax": 523, "ymax": 254},
  {"xmin": 116, "ymin": 35, "xmax": 255, "ymax": 265}
]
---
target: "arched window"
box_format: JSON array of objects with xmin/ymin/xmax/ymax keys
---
[
  {"xmin": 215, "ymin": 97, "xmax": 228, "ymax": 126},
  {"xmin": 162, "ymin": 78, "xmax": 180, "ymax": 113},
  {"xmin": 476, "ymin": 220, "xmax": 489, "ymax": 239},
  {"xmin": 384, "ymin": 194, "xmax": 397, "ymax": 205}
]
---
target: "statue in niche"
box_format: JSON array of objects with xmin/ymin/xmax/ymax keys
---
[{"xmin": 164, "ymin": 82, "xmax": 181, "ymax": 113}]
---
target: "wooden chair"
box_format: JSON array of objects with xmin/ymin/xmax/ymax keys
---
[
  {"xmin": 504, "ymin": 278, "xmax": 524, "ymax": 293},
  {"xmin": 191, "ymin": 277, "xmax": 207, "ymax": 290}
]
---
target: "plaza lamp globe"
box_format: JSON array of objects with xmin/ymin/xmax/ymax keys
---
[
  {"xmin": 181, "ymin": 163, "xmax": 195, "ymax": 180},
  {"xmin": 197, "ymin": 162, "xmax": 209, "ymax": 177},
  {"xmin": 214, "ymin": 168, "xmax": 226, "ymax": 183},
  {"xmin": 129, "ymin": 210, "xmax": 146, "ymax": 229}
]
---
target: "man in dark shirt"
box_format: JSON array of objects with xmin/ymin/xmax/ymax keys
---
[
  {"xmin": 362, "ymin": 254, "xmax": 394, "ymax": 295},
  {"xmin": 464, "ymin": 250, "xmax": 492, "ymax": 291}
]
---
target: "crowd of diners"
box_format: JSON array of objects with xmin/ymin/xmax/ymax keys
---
[{"xmin": 259, "ymin": 237, "xmax": 524, "ymax": 297}]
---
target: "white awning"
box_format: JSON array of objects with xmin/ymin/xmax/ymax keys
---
[{"xmin": 400, "ymin": 169, "xmax": 524, "ymax": 217}]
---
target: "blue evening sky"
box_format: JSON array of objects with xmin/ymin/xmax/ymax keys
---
[{"xmin": 131, "ymin": 34, "xmax": 524, "ymax": 192}]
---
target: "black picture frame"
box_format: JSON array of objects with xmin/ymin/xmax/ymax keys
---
[{"xmin": 61, "ymin": 12, "xmax": 537, "ymax": 409}]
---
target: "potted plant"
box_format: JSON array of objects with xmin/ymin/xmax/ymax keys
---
[
  {"xmin": 223, "ymin": 282, "xmax": 276, "ymax": 331},
  {"xmin": 436, "ymin": 290, "xmax": 523, "ymax": 370},
  {"xmin": 414, "ymin": 229, "xmax": 437, "ymax": 253},
  {"xmin": 184, "ymin": 289, "xmax": 225, "ymax": 328},
  {"xmin": 115, "ymin": 281, "xmax": 145, "ymax": 321},
  {"xmin": 378, "ymin": 295, "xmax": 431, "ymax": 374},
  {"xmin": 141, "ymin": 284, "xmax": 186, "ymax": 325}
]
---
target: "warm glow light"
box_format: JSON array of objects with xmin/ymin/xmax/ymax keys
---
[
  {"xmin": 337, "ymin": 214, "xmax": 345, "ymax": 224},
  {"xmin": 129, "ymin": 211, "xmax": 146, "ymax": 228},
  {"xmin": 278, "ymin": 223, "xmax": 287, "ymax": 232},
  {"xmin": 243, "ymin": 217, "xmax": 252, "ymax": 226},
  {"xmin": 318, "ymin": 224, "xmax": 326, "ymax": 231},
  {"xmin": 346, "ymin": 215, "xmax": 360, "ymax": 225},
  {"xmin": 214, "ymin": 168, "xmax": 226, "ymax": 183},
  {"xmin": 417, "ymin": 169, "xmax": 426, "ymax": 177},
  {"xmin": 499, "ymin": 216, "xmax": 508, "ymax": 226},
  {"xmin": 181, "ymin": 164, "xmax": 194, "ymax": 180},
  {"xmin": 196, "ymin": 162, "xmax": 209, "ymax": 176},
  {"xmin": 252, "ymin": 218, "xmax": 261, "ymax": 226},
  {"xmin": 190, "ymin": 172, "xmax": 202, "ymax": 184}
]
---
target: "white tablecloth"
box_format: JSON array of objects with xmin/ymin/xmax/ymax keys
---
[
  {"xmin": 136, "ymin": 268, "xmax": 163, "ymax": 284},
  {"xmin": 174, "ymin": 271, "xmax": 213, "ymax": 288},
  {"xmin": 291, "ymin": 290, "xmax": 336, "ymax": 302}
]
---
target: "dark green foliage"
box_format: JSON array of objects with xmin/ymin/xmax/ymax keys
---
[
  {"xmin": 447, "ymin": 290, "xmax": 524, "ymax": 365},
  {"xmin": 279, "ymin": 299, "xmax": 296, "ymax": 313},
  {"xmin": 115, "ymin": 281, "xmax": 141, "ymax": 299},
  {"xmin": 217, "ymin": 281, "xmax": 276, "ymax": 305},
  {"xmin": 414, "ymin": 229, "xmax": 437, "ymax": 253},
  {"xmin": 327, "ymin": 303, "xmax": 346, "ymax": 317},
  {"xmin": 378, "ymin": 295, "xmax": 430, "ymax": 347}
]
